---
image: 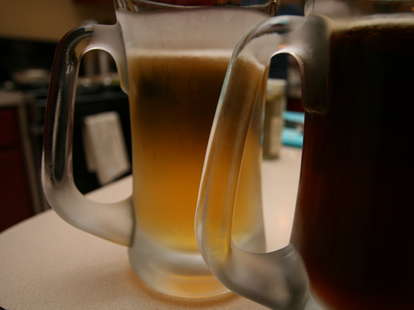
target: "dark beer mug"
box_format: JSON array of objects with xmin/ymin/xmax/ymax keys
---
[{"xmin": 196, "ymin": 0, "xmax": 414, "ymax": 309}]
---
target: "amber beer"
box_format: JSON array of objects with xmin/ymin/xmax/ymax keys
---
[{"xmin": 127, "ymin": 50, "xmax": 266, "ymax": 252}]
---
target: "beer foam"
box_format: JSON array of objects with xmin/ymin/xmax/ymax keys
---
[
  {"xmin": 127, "ymin": 48, "xmax": 232, "ymax": 59},
  {"xmin": 333, "ymin": 13, "xmax": 414, "ymax": 32},
  {"xmin": 126, "ymin": 48, "xmax": 266, "ymax": 71}
]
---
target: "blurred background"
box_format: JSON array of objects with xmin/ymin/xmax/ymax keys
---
[
  {"xmin": 0, "ymin": 0, "xmax": 125, "ymax": 232},
  {"xmin": 0, "ymin": 0, "xmax": 303, "ymax": 232}
]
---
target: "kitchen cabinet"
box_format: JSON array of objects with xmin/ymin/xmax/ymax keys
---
[{"xmin": 0, "ymin": 91, "xmax": 41, "ymax": 232}]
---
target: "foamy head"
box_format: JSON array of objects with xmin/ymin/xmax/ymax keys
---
[
  {"xmin": 126, "ymin": 48, "xmax": 266, "ymax": 73},
  {"xmin": 331, "ymin": 12, "xmax": 414, "ymax": 32},
  {"xmin": 126, "ymin": 48, "xmax": 232, "ymax": 59}
]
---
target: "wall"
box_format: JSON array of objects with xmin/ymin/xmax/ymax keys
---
[{"xmin": 0, "ymin": 0, "xmax": 114, "ymax": 41}]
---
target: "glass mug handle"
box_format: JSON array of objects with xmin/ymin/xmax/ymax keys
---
[
  {"xmin": 42, "ymin": 24, "xmax": 133, "ymax": 246},
  {"xmin": 196, "ymin": 15, "xmax": 319, "ymax": 309}
]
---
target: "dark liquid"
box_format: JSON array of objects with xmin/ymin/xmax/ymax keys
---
[{"xmin": 293, "ymin": 17, "xmax": 414, "ymax": 310}]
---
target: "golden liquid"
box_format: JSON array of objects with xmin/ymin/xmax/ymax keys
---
[{"xmin": 128, "ymin": 50, "xmax": 266, "ymax": 251}]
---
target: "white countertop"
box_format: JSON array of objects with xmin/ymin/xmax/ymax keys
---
[{"xmin": 0, "ymin": 147, "xmax": 302, "ymax": 309}]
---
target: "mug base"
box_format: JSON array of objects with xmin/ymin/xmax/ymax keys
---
[{"xmin": 128, "ymin": 233, "xmax": 229, "ymax": 299}]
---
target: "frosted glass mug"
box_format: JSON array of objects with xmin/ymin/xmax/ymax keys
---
[
  {"xmin": 42, "ymin": 0, "xmax": 278, "ymax": 299},
  {"xmin": 196, "ymin": 0, "xmax": 414, "ymax": 309}
]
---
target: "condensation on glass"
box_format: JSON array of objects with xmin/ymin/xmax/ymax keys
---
[{"xmin": 42, "ymin": 0, "xmax": 278, "ymax": 300}]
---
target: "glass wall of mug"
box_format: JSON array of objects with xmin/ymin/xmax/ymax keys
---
[
  {"xmin": 42, "ymin": 0, "xmax": 278, "ymax": 299},
  {"xmin": 196, "ymin": 0, "xmax": 414, "ymax": 309}
]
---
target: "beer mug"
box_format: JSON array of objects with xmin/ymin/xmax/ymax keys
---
[
  {"xmin": 196, "ymin": 0, "xmax": 414, "ymax": 308},
  {"xmin": 42, "ymin": 0, "xmax": 277, "ymax": 299}
]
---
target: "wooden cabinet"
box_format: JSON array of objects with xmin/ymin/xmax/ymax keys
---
[
  {"xmin": 0, "ymin": 108, "xmax": 21, "ymax": 147},
  {"xmin": 0, "ymin": 92, "xmax": 39, "ymax": 232}
]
